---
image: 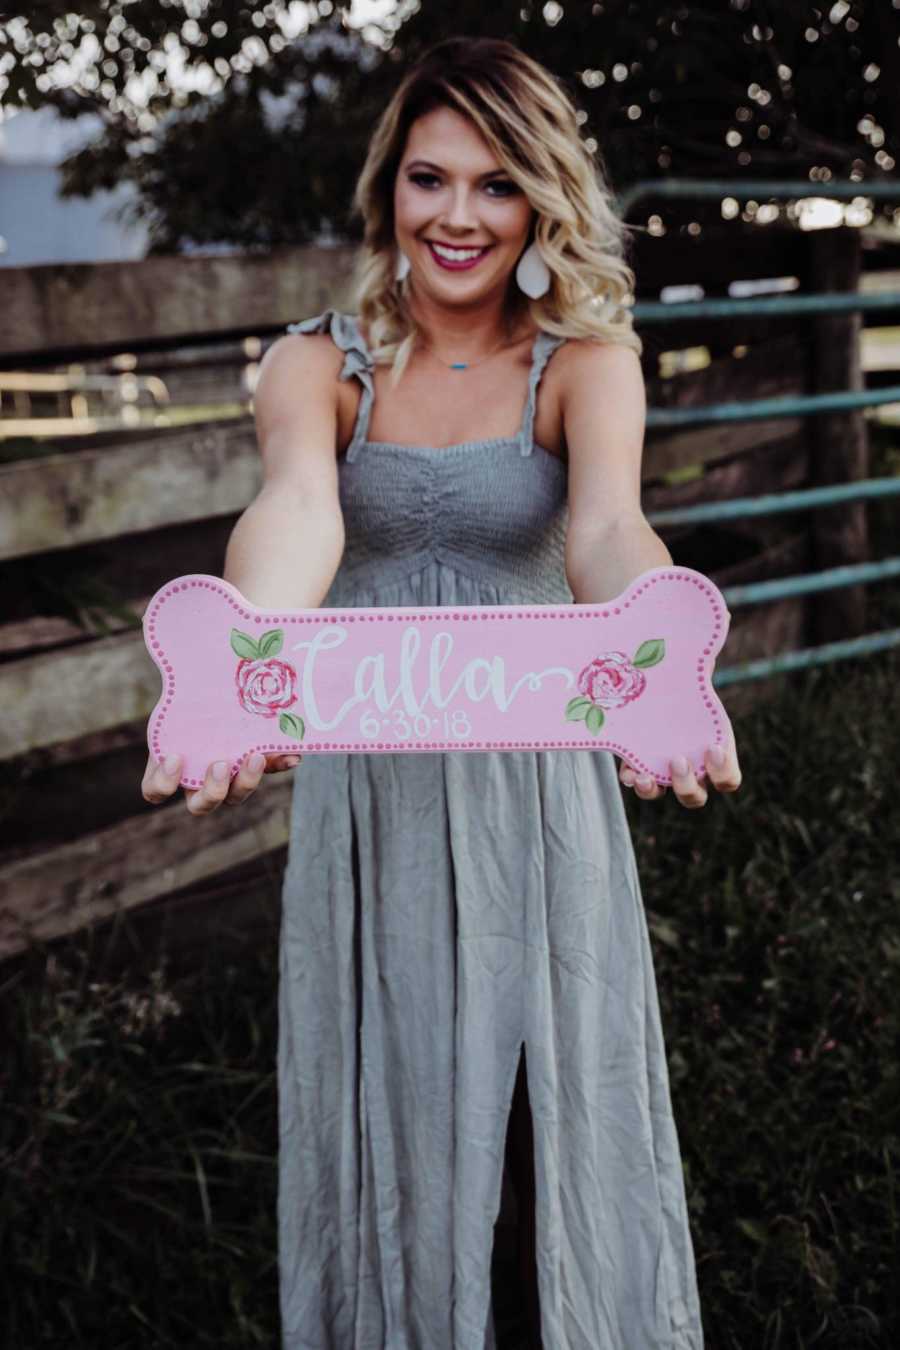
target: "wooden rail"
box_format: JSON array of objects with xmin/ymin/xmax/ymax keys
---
[
  {"xmin": 0, "ymin": 245, "xmax": 357, "ymax": 360},
  {"xmin": 0, "ymin": 419, "xmax": 259, "ymax": 561},
  {"xmin": 0, "ymin": 630, "xmax": 155, "ymax": 760},
  {"xmin": 0, "ymin": 776, "xmax": 292, "ymax": 960}
]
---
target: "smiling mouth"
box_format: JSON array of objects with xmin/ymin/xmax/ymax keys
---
[{"xmin": 425, "ymin": 241, "xmax": 492, "ymax": 269}]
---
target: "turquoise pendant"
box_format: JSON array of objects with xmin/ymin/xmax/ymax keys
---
[{"xmin": 450, "ymin": 361, "xmax": 468, "ymax": 370}]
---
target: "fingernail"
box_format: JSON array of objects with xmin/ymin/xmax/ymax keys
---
[
  {"xmin": 671, "ymin": 755, "xmax": 689, "ymax": 777},
  {"xmin": 710, "ymin": 745, "xmax": 726, "ymax": 767},
  {"xmin": 248, "ymin": 752, "xmax": 266, "ymax": 773},
  {"xmin": 285, "ymin": 756, "xmax": 301, "ymax": 768},
  {"xmin": 212, "ymin": 760, "xmax": 229, "ymax": 782},
  {"xmin": 163, "ymin": 754, "xmax": 180, "ymax": 774},
  {"xmin": 622, "ymin": 771, "xmax": 635, "ymax": 787},
  {"xmin": 637, "ymin": 774, "xmax": 654, "ymax": 789}
]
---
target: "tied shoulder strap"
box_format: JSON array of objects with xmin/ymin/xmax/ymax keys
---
[
  {"xmin": 518, "ymin": 330, "xmax": 567, "ymax": 456},
  {"xmin": 285, "ymin": 310, "xmax": 375, "ymax": 462}
]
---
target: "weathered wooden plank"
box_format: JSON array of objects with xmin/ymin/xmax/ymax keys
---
[
  {"xmin": 0, "ymin": 419, "xmax": 260, "ymax": 560},
  {"xmin": 0, "ymin": 630, "xmax": 158, "ymax": 760},
  {"xmin": 7, "ymin": 719, "xmax": 147, "ymax": 782},
  {"xmin": 0, "ymin": 612, "xmax": 101, "ymax": 656},
  {"xmin": 0, "ymin": 596, "xmax": 154, "ymax": 656},
  {"xmin": 649, "ymin": 332, "xmax": 805, "ymax": 407},
  {"xmin": 0, "ymin": 245, "xmax": 357, "ymax": 360},
  {"xmin": 1, "ymin": 726, "xmax": 152, "ymax": 860},
  {"xmin": 709, "ymin": 528, "xmax": 809, "ymax": 587},
  {"xmin": 0, "ymin": 775, "xmax": 293, "ymax": 959},
  {"xmin": 643, "ymin": 413, "xmax": 803, "ymax": 480},
  {"xmin": 643, "ymin": 333, "xmax": 806, "ymax": 479},
  {"xmin": 643, "ymin": 431, "xmax": 808, "ymax": 512},
  {"xmin": 721, "ymin": 596, "xmax": 806, "ymax": 668}
]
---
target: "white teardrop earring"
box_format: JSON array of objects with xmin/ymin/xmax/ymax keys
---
[
  {"xmin": 515, "ymin": 241, "xmax": 551, "ymax": 299},
  {"xmin": 395, "ymin": 249, "xmax": 411, "ymax": 283}
]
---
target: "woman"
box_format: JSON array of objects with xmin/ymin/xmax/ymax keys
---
[{"xmin": 143, "ymin": 36, "xmax": 740, "ymax": 1349}]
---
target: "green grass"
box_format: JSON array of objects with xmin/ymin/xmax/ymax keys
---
[
  {"xmin": 627, "ymin": 645, "xmax": 900, "ymax": 1348},
  {"xmin": 3, "ymin": 635, "xmax": 900, "ymax": 1348},
  {"xmin": 1, "ymin": 940, "xmax": 281, "ymax": 1348}
]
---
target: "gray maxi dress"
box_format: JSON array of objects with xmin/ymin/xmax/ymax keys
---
[{"xmin": 277, "ymin": 309, "xmax": 704, "ymax": 1350}]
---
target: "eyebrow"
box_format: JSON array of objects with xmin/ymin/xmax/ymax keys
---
[{"xmin": 405, "ymin": 159, "xmax": 509, "ymax": 180}]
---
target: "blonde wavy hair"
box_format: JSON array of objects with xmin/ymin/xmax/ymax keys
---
[{"xmin": 352, "ymin": 35, "xmax": 641, "ymax": 384}]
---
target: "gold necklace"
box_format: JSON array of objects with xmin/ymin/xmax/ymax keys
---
[{"xmin": 421, "ymin": 331, "xmax": 531, "ymax": 372}]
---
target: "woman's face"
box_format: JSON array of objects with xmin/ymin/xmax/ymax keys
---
[{"xmin": 393, "ymin": 104, "xmax": 534, "ymax": 307}]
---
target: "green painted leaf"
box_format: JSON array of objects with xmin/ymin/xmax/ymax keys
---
[
  {"xmin": 565, "ymin": 696, "xmax": 592, "ymax": 721},
  {"xmin": 585, "ymin": 704, "xmax": 605, "ymax": 735},
  {"xmin": 259, "ymin": 629, "xmax": 284, "ymax": 658},
  {"xmin": 632, "ymin": 638, "xmax": 666, "ymax": 668},
  {"xmin": 230, "ymin": 629, "xmax": 261, "ymax": 660},
  {"xmin": 279, "ymin": 712, "xmax": 305, "ymax": 741}
]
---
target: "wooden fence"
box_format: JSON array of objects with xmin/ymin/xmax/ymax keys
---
[{"xmin": 0, "ymin": 222, "xmax": 886, "ymax": 959}]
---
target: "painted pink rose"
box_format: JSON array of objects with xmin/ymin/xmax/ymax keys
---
[
  {"xmin": 235, "ymin": 658, "xmax": 298, "ymax": 718},
  {"xmin": 577, "ymin": 651, "xmax": 647, "ymax": 709}
]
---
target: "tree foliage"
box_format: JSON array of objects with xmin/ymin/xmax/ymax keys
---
[{"xmin": 2, "ymin": 1, "xmax": 898, "ymax": 252}]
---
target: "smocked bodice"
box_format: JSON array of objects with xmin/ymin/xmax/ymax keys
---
[{"xmin": 285, "ymin": 309, "xmax": 573, "ymax": 605}]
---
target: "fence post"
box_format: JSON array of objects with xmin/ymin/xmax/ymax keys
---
[{"xmin": 807, "ymin": 225, "xmax": 870, "ymax": 643}]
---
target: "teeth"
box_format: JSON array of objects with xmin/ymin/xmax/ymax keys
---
[{"xmin": 430, "ymin": 243, "xmax": 486, "ymax": 261}]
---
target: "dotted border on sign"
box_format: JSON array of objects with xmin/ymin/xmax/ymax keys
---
[{"xmin": 143, "ymin": 571, "xmax": 727, "ymax": 789}]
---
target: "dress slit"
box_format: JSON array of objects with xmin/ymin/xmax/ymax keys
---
[{"xmin": 492, "ymin": 1043, "xmax": 542, "ymax": 1348}]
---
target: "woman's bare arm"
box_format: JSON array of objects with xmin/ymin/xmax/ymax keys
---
[
  {"xmin": 560, "ymin": 339, "xmax": 669, "ymax": 605},
  {"xmin": 142, "ymin": 330, "xmax": 347, "ymax": 813},
  {"xmin": 223, "ymin": 331, "xmax": 346, "ymax": 609},
  {"xmin": 560, "ymin": 339, "xmax": 741, "ymax": 808}
]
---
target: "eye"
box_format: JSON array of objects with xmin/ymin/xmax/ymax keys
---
[
  {"xmin": 408, "ymin": 171, "xmax": 440, "ymax": 189},
  {"xmin": 484, "ymin": 179, "xmax": 519, "ymax": 197}
]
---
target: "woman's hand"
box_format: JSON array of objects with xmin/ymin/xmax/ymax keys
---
[
  {"xmin": 141, "ymin": 750, "xmax": 302, "ymax": 815},
  {"xmin": 618, "ymin": 727, "xmax": 741, "ymax": 809}
]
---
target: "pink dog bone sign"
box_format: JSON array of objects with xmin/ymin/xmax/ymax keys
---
[{"xmin": 142, "ymin": 565, "xmax": 732, "ymax": 790}]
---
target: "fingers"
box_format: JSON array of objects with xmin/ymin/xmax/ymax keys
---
[
  {"xmin": 704, "ymin": 731, "xmax": 742, "ymax": 793},
  {"xmin": 619, "ymin": 762, "xmax": 667, "ymax": 801},
  {"xmin": 218, "ymin": 750, "xmax": 301, "ymax": 801},
  {"xmin": 618, "ymin": 735, "xmax": 742, "ymax": 810},
  {"xmin": 143, "ymin": 749, "xmax": 303, "ymax": 817},
  {"xmin": 141, "ymin": 751, "xmax": 185, "ymax": 805},
  {"xmin": 217, "ymin": 752, "xmax": 268, "ymax": 807},
  {"xmin": 619, "ymin": 757, "xmax": 707, "ymax": 808},
  {"xmin": 183, "ymin": 758, "xmax": 236, "ymax": 816},
  {"xmin": 668, "ymin": 755, "xmax": 708, "ymax": 810}
]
